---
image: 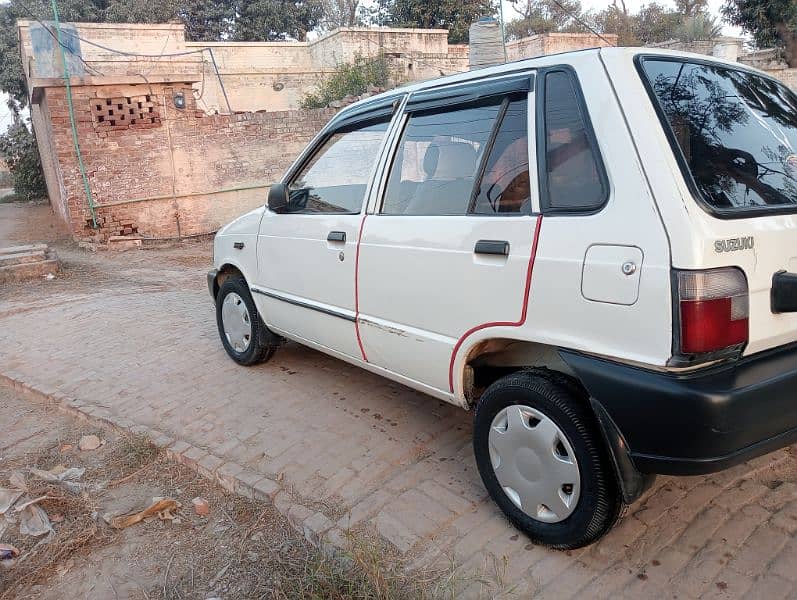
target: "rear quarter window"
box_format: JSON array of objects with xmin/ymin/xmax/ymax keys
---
[
  {"xmin": 541, "ymin": 70, "xmax": 608, "ymax": 213},
  {"xmin": 639, "ymin": 57, "xmax": 797, "ymax": 215}
]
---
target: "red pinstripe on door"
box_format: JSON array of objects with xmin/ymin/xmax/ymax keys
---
[{"xmin": 447, "ymin": 216, "xmax": 544, "ymax": 393}]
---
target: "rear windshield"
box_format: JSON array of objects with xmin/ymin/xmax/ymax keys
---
[{"xmin": 639, "ymin": 58, "xmax": 797, "ymax": 214}]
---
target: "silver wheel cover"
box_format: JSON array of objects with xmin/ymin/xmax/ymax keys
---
[
  {"xmin": 221, "ymin": 292, "xmax": 252, "ymax": 353},
  {"xmin": 488, "ymin": 405, "xmax": 581, "ymax": 523}
]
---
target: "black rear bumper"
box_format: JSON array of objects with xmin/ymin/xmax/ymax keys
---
[{"xmin": 560, "ymin": 345, "xmax": 797, "ymax": 475}]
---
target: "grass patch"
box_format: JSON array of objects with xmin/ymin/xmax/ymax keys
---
[
  {"xmin": 272, "ymin": 532, "xmax": 441, "ymax": 599},
  {"xmin": 110, "ymin": 432, "xmax": 160, "ymax": 473}
]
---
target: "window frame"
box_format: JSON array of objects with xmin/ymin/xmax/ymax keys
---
[
  {"xmin": 635, "ymin": 53, "xmax": 797, "ymax": 220},
  {"xmin": 376, "ymin": 75, "xmax": 536, "ymax": 218},
  {"xmin": 536, "ymin": 65, "xmax": 610, "ymax": 216},
  {"xmin": 276, "ymin": 97, "xmax": 402, "ymax": 216},
  {"xmin": 404, "ymin": 73, "xmax": 533, "ymax": 113}
]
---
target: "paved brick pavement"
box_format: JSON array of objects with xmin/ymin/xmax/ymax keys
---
[{"xmin": 0, "ymin": 229, "xmax": 796, "ymax": 597}]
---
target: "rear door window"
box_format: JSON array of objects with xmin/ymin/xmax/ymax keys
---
[
  {"xmin": 382, "ymin": 102, "xmax": 502, "ymax": 215},
  {"xmin": 471, "ymin": 98, "xmax": 531, "ymax": 215},
  {"xmin": 639, "ymin": 58, "xmax": 797, "ymax": 214}
]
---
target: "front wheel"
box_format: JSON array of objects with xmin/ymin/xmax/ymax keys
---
[
  {"xmin": 473, "ymin": 371, "xmax": 622, "ymax": 549},
  {"xmin": 215, "ymin": 277, "xmax": 280, "ymax": 366}
]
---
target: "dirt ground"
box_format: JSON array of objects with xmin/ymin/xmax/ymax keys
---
[
  {"xmin": 0, "ymin": 201, "xmax": 214, "ymax": 321},
  {"xmin": 0, "ymin": 383, "xmax": 450, "ymax": 600},
  {"xmin": 0, "ymin": 199, "xmax": 68, "ymax": 245}
]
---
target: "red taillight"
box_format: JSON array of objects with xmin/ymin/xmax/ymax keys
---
[{"xmin": 676, "ymin": 268, "xmax": 749, "ymax": 356}]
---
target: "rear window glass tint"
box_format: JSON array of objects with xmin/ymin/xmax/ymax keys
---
[
  {"xmin": 543, "ymin": 71, "xmax": 606, "ymax": 212},
  {"xmin": 640, "ymin": 59, "xmax": 797, "ymax": 212}
]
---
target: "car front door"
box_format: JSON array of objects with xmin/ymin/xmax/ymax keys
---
[
  {"xmin": 357, "ymin": 75, "xmax": 540, "ymax": 394},
  {"xmin": 252, "ymin": 112, "xmax": 393, "ymax": 359}
]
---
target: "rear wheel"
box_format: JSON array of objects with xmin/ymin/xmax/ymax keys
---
[
  {"xmin": 215, "ymin": 277, "xmax": 280, "ymax": 365},
  {"xmin": 473, "ymin": 371, "xmax": 622, "ymax": 549}
]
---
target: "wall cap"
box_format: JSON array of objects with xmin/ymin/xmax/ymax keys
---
[{"xmin": 30, "ymin": 73, "xmax": 201, "ymax": 103}]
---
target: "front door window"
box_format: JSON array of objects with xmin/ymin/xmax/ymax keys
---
[{"xmin": 286, "ymin": 120, "xmax": 390, "ymax": 214}]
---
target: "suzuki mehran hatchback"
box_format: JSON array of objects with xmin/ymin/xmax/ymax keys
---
[{"xmin": 208, "ymin": 47, "xmax": 797, "ymax": 549}]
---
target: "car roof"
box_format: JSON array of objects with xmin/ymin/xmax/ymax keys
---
[{"xmin": 333, "ymin": 45, "xmax": 772, "ymax": 120}]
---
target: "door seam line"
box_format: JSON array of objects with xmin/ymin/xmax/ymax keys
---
[{"xmin": 354, "ymin": 213, "xmax": 369, "ymax": 362}]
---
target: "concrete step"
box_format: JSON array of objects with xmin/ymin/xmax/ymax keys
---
[
  {"xmin": 0, "ymin": 244, "xmax": 59, "ymax": 284},
  {"xmin": 0, "ymin": 243, "xmax": 48, "ymax": 256},
  {"xmin": 0, "ymin": 250, "xmax": 47, "ymax": 267},
  {"xmin": 0, "ymin": 259, "xmax": 59, "ymax": 284}
]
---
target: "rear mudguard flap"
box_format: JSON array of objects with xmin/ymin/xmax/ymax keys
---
[{"xmin": 559, "ymin": 350, "xmax": 655, "ymax": 504}]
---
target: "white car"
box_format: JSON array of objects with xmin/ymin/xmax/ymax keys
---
[{"xmin": 209, "ymin": 47, "xmax": 797, "ymax": 549}]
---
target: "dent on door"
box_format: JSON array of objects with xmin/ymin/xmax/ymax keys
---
[{"xmin": 581, "ymin": 245, "xmax": 643, "ymax": 305}]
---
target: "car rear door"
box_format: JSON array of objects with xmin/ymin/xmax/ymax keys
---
[{"xmin": 356, "ymin": 74, "xmax": 538, "ymax": 394}]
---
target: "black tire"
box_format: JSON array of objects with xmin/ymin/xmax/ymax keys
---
[
  {"xmin": 215, "ymin": 276, "xmax": 280, "ymax": 366},
  {"xmin": 473, "ymin": 370, "xmax": 622, "ymax": 550}
]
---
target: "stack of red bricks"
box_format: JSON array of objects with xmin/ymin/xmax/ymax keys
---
[
  {"xmin": 105, "ymin": 214, "xmax": 139, "ymax": 237},
  {"xmin": 118, "ymin": 220, "xmax": 138, "ymax": 236}
]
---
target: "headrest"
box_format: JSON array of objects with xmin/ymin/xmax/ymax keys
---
[
  {"xmin": 422, "ymin": 141, "xmax": 478, "ymax": 180},
  {"xmin": 423, "ymin": 143, "xmax": 439, "ymax": 178}
]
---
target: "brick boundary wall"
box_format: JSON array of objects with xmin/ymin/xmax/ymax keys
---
[{"xmin": 39, "ymin": 79, "xmax": 336, "ymax": 241}]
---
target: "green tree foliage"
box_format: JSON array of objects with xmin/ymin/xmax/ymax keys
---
[
  {"xmin": 178, "ymin": 0, "xmax": 236, "ymax": 41},
  {"xmin": 0, "ymin": 6, "xmax": 31, "ymax": 105},
  {"xmin": 320, "ymin": 0, "xmax": 362, "ymax": 29},
  {"xmin": 674, "ymin": 0, "xmax": 708, "ymax": 18},
  {"xmin": 634, "ymin": 2, "xmax": 685, "ymax": 43},
  {"xmin": 103, "ymin": 0, "xmax": 179, "ymax": 25},
  {"xmin": 506, "ymin": 0, "xmax": 586, "ymax": 39},
  {"xmin": 0, "ymin": 0, "xmax": 104, "ymax": 107},
  {"xmin": 503, "ymin": 0, "xmax": 710, "ymax": 47},
  {"xmin": 376, "ymin": 0, "xmax": 497, "ymax": 43},
  {"xmin": 233, "ymin": 0, "xmax": 324, "ymax": 41},
  {"xmin": 104, "ymin": 0, "xmax": 236, "ymax": 41},
  {"xmin": 589, "ymin": 1, "xmax": 686, "ymax": 46},
  {"xmin": 676, "ymin": 13, "xmax": 722, "ymax": 42},
  {"xmin": 722, "ymin": 0, "xmax": 797, "ymax": 66},
  {"xmin": 300, "ymin": 54, "xmax": 389, "ymax": 108},
  {"xmin": 0, "ymin": 119, "xmax": 48, "ymax": 200}
]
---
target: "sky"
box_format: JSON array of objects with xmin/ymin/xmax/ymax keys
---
[{"xmin": 0, "ymin": 97, "xmax": 17, "ymax": 131}]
